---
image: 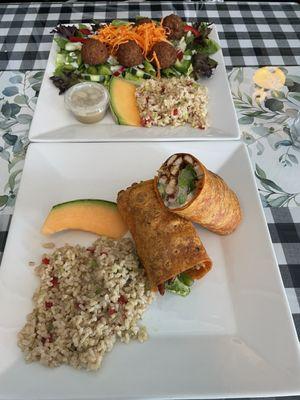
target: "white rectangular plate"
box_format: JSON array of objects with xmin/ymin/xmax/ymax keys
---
[
  {"xmin": 29, "ymin": 25, "xmax": 240, "ymax": 142},
  {"xmin": 0, "ymin": 141, "xmax": 299, "ymax": 399}
]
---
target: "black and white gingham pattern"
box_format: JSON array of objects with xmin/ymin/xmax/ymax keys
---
[
  {"xmin": 0, "ymin": 2, "xmax": 299, "ymax": 397},
  {"xmin": 0, "ymin": 1, "xmax": 299, "ymax": 70},
  {"xmin": 264, "ymin": 208, "xmax": 300, "ymax": 341},
  {"xmin": 0, "ymin": 214, "xmax": 11, "ymax": 262}
]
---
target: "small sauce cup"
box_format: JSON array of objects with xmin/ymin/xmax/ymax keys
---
[{"xmin": 64, "ymin": 82, "xmax": 109, "ymax": 124}]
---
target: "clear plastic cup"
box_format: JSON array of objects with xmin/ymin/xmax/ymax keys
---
[{"xmin": 64, "ymin": 82, "xmax": 109, "ymax": 124}]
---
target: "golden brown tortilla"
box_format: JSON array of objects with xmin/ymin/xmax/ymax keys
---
[
  {"xmin": 154, "ymin": 154, "xmax": 242, "ymax": 235},
  {"xmin": 117, "ymin": 180, "xmax": 212, "ymax": 290}
]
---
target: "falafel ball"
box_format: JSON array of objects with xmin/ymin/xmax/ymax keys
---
[
  {"xmin": 135, "ymin": 17, "xmax": 152, "ymax": 26},
  {"xmin": 150, "ymin": 41, "xmax": 177, "ymax": 69},
  {"xmin": 116, "ymin": 40, "xmax": 144, "ymax": 67},
  {"xmin": 81, "ymin": 39, "xmax": 109, "ymax": 65},
  {"xmin": 162, "ymin": 14, "xmax": 184, "ymax": 40}
]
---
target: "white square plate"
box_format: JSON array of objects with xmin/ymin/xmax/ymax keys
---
[
  {"xmin": 29, "ymin": 25, "xmax": 240, "ymax": 142},
  {"xmin": 0, "ymin": 141, "xmax": 299, "ymax": 399}
]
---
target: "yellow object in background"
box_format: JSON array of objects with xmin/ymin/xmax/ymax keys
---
[{"xmin": 253, "ymin": 67, "xmax": 285, "ymax": 90}]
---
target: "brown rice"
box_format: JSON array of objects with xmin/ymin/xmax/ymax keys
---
[
  {"xmin": 18, "ymin": 237, "xmax": 154, "ymax": 371},
  {"xmin": 135, "ymin": 77, "xmax": 208, "ymax": 129}
]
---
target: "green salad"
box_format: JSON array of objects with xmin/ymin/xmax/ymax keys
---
[{"xmin": 50, "ymin": 16, "xmax": 220, "ymax": 94}]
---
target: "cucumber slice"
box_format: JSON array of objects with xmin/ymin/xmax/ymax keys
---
[
  {"xmin": 121, "ymin": 72, "xmax": 144, "ymax": 84},
  {"xmin": 110, "ymin": 65, "xmax": 122, "ymax": 73},
  {"xmin": 127, "ymin": 68, "xmax": 152, "ymax": 79},
  {"xmin": 82, "ymin": 74, "xmax": 105, "ymax": 82},
  {"xmin": 97, "ymin": 64, "xmax": 112, "ymax": 75},
  {"xmin": 143, "ymin": 60, "xmax": 156, "ymax": 76},
  {"xmin": 107, "ymin": 55, "xmax": 119, "ymax": 66},
  {"xmin": 70, "ymin": 62, "xmax": 79, "ymax": 69},
  {"xmin": 90, "ymin": 75, "xmax": 103, "ymax": 82},
  {"xmin": 178, "ymin": 36, "xmax": 187, "ymax": 52},
  {"xmin": 135, "ymin": 68, "xmax": 146, "ymax": 78},
  {"xmin": 65, "ymin": 42, "xmax": 82, "ymax": 51},
  {"xmin": 162, "ymin": 67, "xmax": 181, "ymax": 78}
]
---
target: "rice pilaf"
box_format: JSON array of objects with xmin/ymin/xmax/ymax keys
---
[
  {"xmin": 135, "ymin": 77, "xmax": 208, "ymax": 129},
  {"xmin": 18, "ymin": 237, "xmax": 153, "ymax": 371}
]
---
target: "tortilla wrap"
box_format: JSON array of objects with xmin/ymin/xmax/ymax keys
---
[
  {"xmin": 117, "ymin": 180, "xmax": 212, "ymax": 290},
  {"xmin": 154, "ymin": 153, "xmax": 242, "ymax": 235}
]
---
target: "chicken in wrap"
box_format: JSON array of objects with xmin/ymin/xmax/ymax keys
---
[
  {"xmin": 117, "ymin": 180, "xmax": 212, "ymax": 296},
  {"xmin": 154, "ymin": 153, "xmax": 242, "ymax": 235}
]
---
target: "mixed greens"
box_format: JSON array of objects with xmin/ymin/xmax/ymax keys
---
[
  {"xmin": 50, "ymin": 24, "xmax": 109, "ymax": 93},
  {"xmin": 165, "ymin": 272, "xmax": 194, "ymax": 297},
  {"xmin": 178, "ymin": 164, "xmax": 198, "ymax": 205},
  {"xmin": 50, "ymin": 19, "xmax": 220, "ymax": 94},
  {"xmin": 156, "ymin": 20, "xmax": 219, "ymax": 79},
  {"xmin": 157, "ymin": 164, "xmax": 199, "ymax": 208}
]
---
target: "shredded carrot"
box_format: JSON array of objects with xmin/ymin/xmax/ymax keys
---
[
  {"xmin": 152, "ymin": 51, "xmax": 161, "ymax": 78},
  {"xmin": 92, "ymin": 24, "xmax": 141, "ymax": 54},
  {"xmin": 144, "ymin": 26, "xmax": 149, "ymax": 55},
  {"xmin": 92, "ymin": 21, "xmax": 168, "ymax": 56},
  {"xmin": 134, "ymin": 22, "xmax": 168, "ymax": 55}
]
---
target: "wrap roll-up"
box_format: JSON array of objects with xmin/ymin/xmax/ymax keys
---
[
  {"xmin": 154, "ymin": 153, "xmax": 242, "ymax": 235},
  {"xmin": 117, "ymin": 180, "xmax": 212, "ymax": 291}
]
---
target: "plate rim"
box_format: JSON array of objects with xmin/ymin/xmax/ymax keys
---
[
  {"xmin": 28, "ymin": 24, "xmax": 240, "ymax": 143},
  {"xmin": 0, "ymin": 141, "xmax": 299, "ymax": 399}
]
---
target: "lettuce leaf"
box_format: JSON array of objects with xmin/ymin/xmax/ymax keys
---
[
  {"xmin": 197, "ymin": 38, "xmax": 220, "ymax": 56},
  {"xmin": 54, "ymin": 37, "xmax": 69, "ymax": 50},
  {"xmin": 165, "ymin": 277, "xmax": 191, "ymax": 297},
  {"xmin": 192, "ymin": 53, "xmax": 218, "ymax": 79},
  {"xmin": 178, "ymin": 165, "xmax": 197, "ymax": 192}
]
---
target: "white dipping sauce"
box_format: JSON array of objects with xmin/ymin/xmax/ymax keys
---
[{"xmin": 64, "ymin": 82, "xmax": 109, "ymax": 124}]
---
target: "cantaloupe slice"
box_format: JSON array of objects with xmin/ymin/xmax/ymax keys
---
[
  {"xmin": 41, "ymin": 199, "xmax": 128, "ymax": 239},
  {"xmin": 109, "ymin": 77, "xmax": 141, "ymax": 126}
]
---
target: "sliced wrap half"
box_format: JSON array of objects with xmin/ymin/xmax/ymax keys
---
[
  {"xmin": 154, "ymin": 153, "xmax": 242, "ymax": 235},
  {"xmin": 117, "ymin": 180, "xmax": 212, "ymax": 291}
]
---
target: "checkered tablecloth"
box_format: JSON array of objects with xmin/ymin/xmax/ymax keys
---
[
  {"xmin": 264, "ymin": 208, "xmax": 300, "ymax": 340},
  {"xmin": 0, "ymin": 1, "xmax": 299, "ymax": 70},
  {"xmin": 0, "ymin": 2, "xmax": 299, "ymax": 398}
]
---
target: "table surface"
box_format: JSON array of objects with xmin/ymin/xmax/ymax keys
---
[
  {"xmin": 0, "ymin": 2, "xmax": 299, "ymax": 399},
  {"xmin": 0, "ymin": 1, "xmax": 299, "ymax": 70}
]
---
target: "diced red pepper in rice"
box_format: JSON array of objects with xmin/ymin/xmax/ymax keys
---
[
  {"xmin": 50, "ymin": 277, "xmax": 59, "ymax": 287},
  {"xmin": 45, "ymin": 301, "xmax": 53, "ymax": 309},
  {"xmin": 108, "ymin": 307, "xmax": 116, "ymax": 316},
  {"xmin": 118, "ymin": 295, "xmax": 128, "ymax": 305}
]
